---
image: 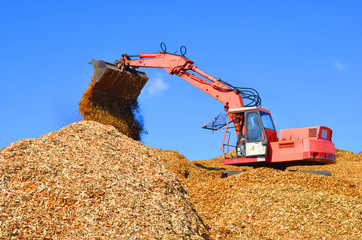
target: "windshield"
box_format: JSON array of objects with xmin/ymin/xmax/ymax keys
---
[
  {"xmin": 260, "ymin": 112, "xmax": 275, "ymax": 130},
  {"xmin": 246, "ymin": 112, "xmax": 263, "ymax": 141}
]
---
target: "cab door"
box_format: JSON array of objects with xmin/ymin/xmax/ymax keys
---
[{"xmin": 245, "ymin": 111, "xmax": 268, "ymax": 158}]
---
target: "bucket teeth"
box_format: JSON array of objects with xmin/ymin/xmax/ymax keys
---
[{"xmin": 89, "ymin": 59, "xmax": 149, "ymax": 103}]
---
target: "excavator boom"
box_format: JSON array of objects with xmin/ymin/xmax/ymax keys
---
[{"xmin": 120, "ymin": 52, "xmax": 245, "ymax": 109}]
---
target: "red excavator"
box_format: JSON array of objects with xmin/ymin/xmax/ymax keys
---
[{"xmin": 89, "ymin": 44, "xmax": 335, "ymax": 165}]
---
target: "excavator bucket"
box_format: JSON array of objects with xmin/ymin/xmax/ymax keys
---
[{"xmin": 89, "ymin": 59, "xmax": 149, "ymax": 103}]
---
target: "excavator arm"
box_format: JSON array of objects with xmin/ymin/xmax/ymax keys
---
[
  {"xmin": 90, "ymin": 51, "xmax": 253, "ymax": 140},
  {"xmin": 117, "ymin": 52, "xmax": 244, "ymax": 110}
]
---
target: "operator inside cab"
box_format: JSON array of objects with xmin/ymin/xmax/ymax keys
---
[{"xmin": 247, "ymin": 113, "xmax": 262, "ymax": 141}]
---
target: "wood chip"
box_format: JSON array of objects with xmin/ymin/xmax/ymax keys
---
[
  {"xmin": 0, "ymin": 121, "xmax": 208, "ymax": 239},
  {"xmin": 0, "ymin": 121, "xmax": 360, "ymax": 239},
  {"xmin": 157, "ymin": 149, "xmax": 362, "ymax": 239},
  {"xmin": 79, "ymin": 77, "xmax": 143, "ymax": 140}
]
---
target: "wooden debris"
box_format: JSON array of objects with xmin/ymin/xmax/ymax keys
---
[
  {"xmin": 0, "ymin": 120, "xmax": 361, "ymax": 239},
  {"xmin": 157, "ymin": 149, "xmax": 362, "ymax": 239},
  {"xmin": 79, "ymin": 77, "xmax": 143, "ymax": 140},
  {"xmin": 0, "ymin": 121, "xmax": 208, "ymax": 239}
]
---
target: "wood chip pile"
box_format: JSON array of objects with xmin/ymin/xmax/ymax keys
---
[
  {"xmin": 157, "ymin": 149, "xmax": 362, "ymax": 239},
  {"xmin": 0, "ymin": 121, "xmax": 208, "ymax": 239},
  {"xmin": 0, "ymin": 121, "xmax": 361, "ymax": 239}
]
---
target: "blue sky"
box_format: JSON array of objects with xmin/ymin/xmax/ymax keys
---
[{"xmin": 1, "ymin": 1, "xmax": 361, "ymax": 160}]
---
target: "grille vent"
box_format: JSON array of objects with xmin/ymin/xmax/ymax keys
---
[{"xmin": 309, "ymin": 128, "xmax": 317, "ymax": 138}]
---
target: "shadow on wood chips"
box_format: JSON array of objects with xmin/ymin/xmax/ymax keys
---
[{"xmin": 79, "ymin": 76, "xmax": 144, "ymax": 140}]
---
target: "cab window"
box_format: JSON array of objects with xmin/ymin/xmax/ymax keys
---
[
  {"xmin": 260, "ymin": 112, "xmax": 275, "ymax": 130},
  {"xmin": 246, "ymin": 112, "xmax": 263, "ymax": 141}
]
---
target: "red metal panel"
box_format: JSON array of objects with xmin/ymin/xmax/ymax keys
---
[
  {"xmin": 224, "ymin": 156, "xmax": 265, "ymax": 165},
  {"xmin": 270, "ymin": 138, "xmax": 335, "ymax": 163},
  {"xmin": 303, "ymin": 139, "xmax": 335, "ymax": 154},
  {"xmin": 270, "ymin": 140, "xmax": 304, "ymax": 162}
]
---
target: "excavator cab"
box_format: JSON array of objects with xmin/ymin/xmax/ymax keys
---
[
  {"xmin": 202, "ymin": 107, "xmax": 277, "ymax": 164},
  {"xmin": 223, "ymin": 108, "xmax": 277, "ymax": 164},
  {"xmin": 236, "ymin": 110, "xmax": 271, "ymax": 159}
]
